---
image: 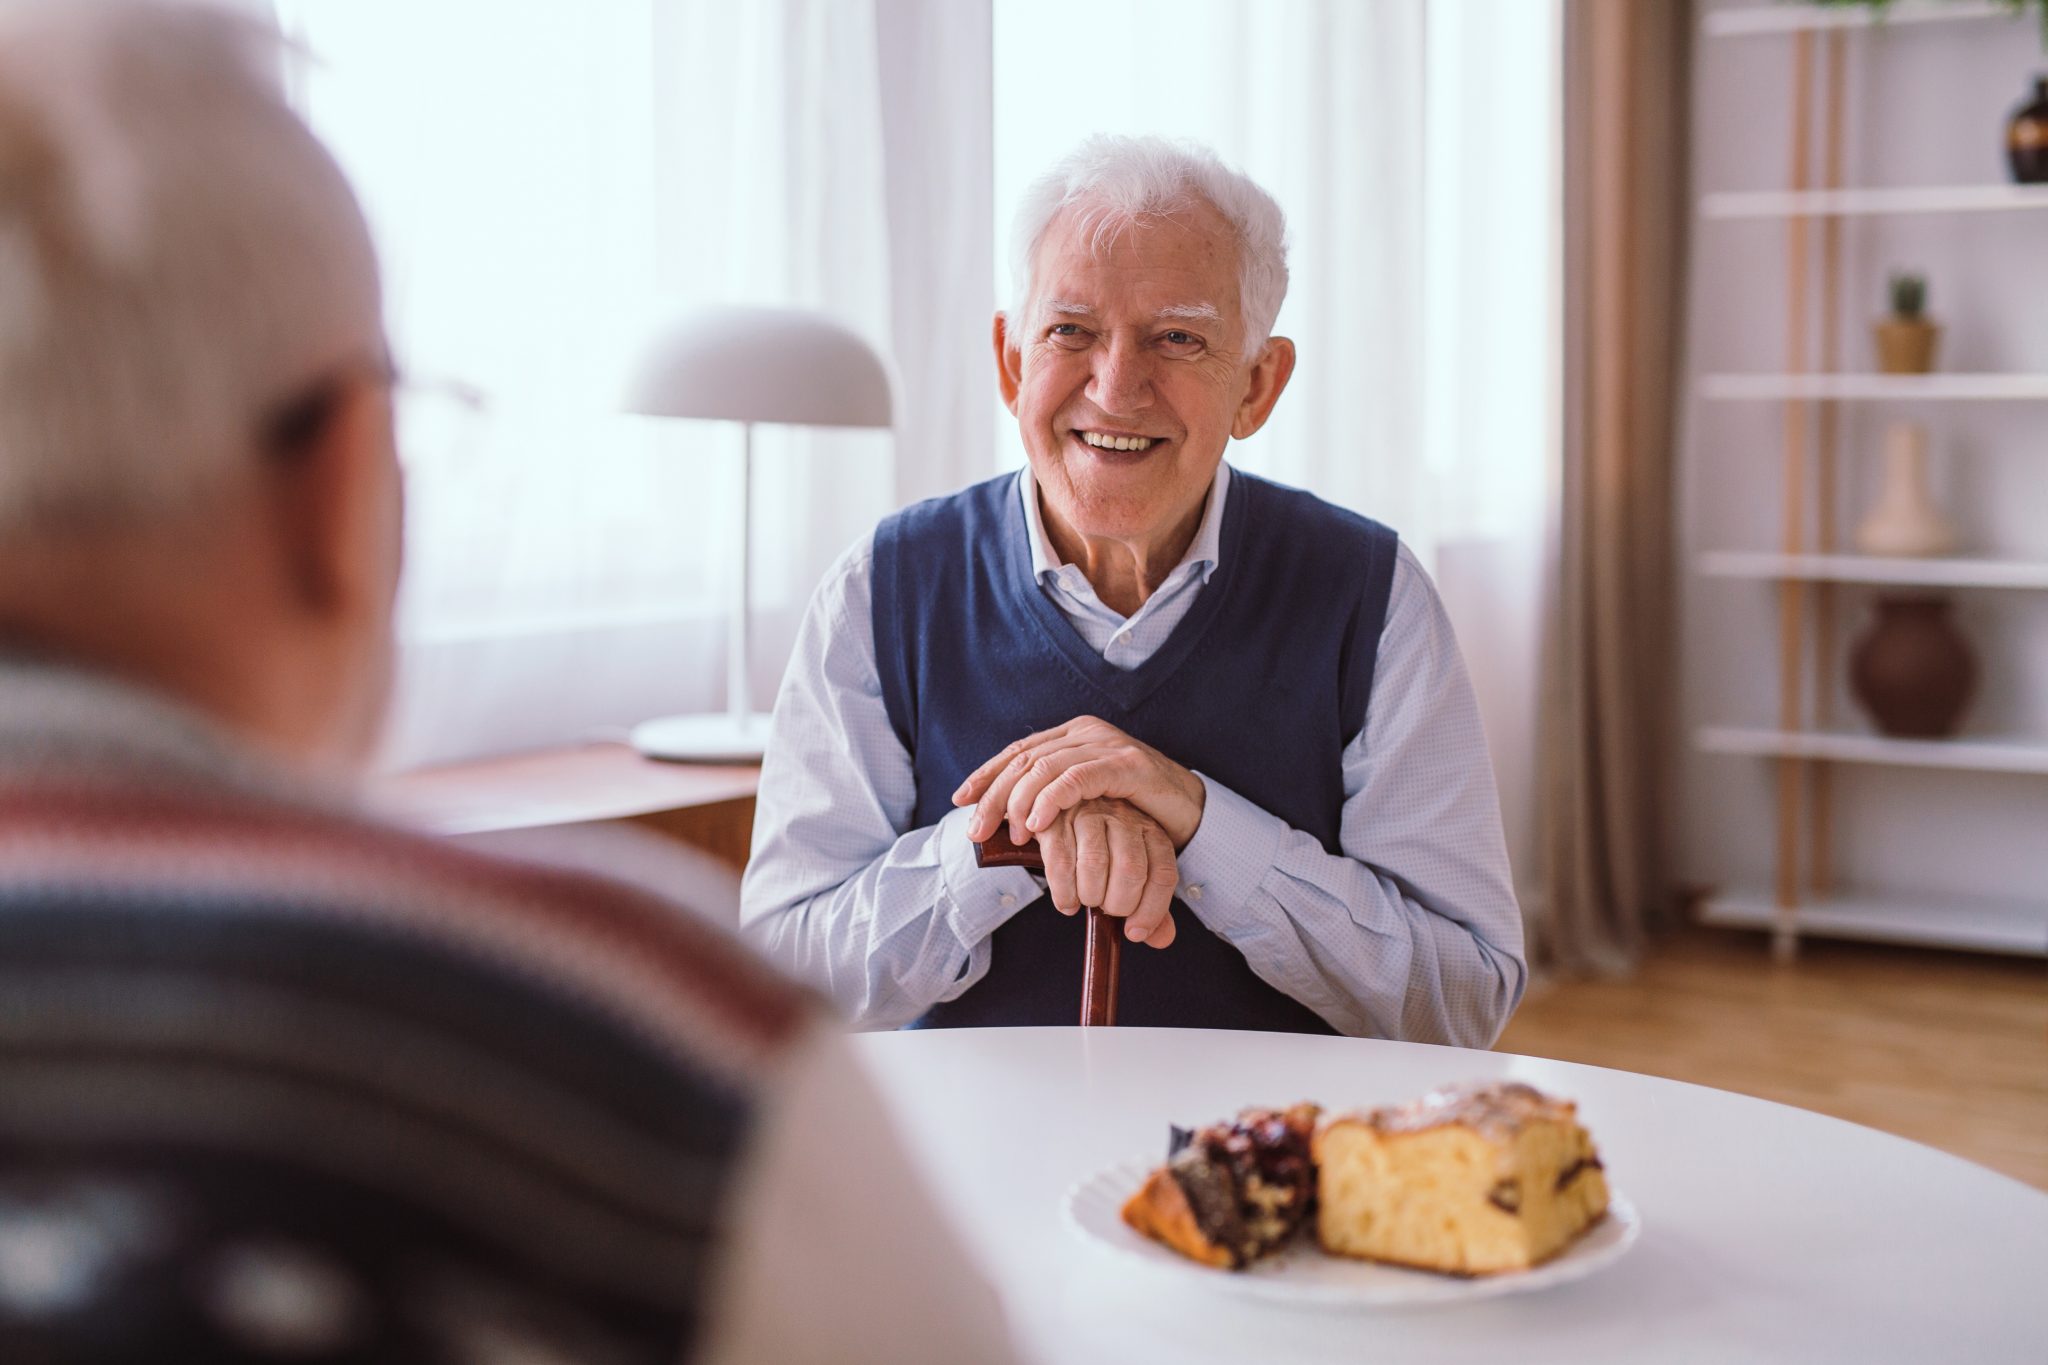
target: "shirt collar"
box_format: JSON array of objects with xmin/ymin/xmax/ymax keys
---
[{"xmin": 1016, "ymin": 460, "xmax": 1230, "ymax": 588}]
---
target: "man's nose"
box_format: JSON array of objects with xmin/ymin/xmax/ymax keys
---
[{"xmin": 1087, "ymin": 335, "xmax": 1154, "ymax": 416}]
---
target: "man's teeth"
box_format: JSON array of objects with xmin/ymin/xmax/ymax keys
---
[{"xmin": 1080, "ymin": 431, "xmax": 1155, "ymax": 452}]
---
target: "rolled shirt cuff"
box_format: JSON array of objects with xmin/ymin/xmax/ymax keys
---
[{"xmin": 1175, "ymin": 772, "xmax": 1287, "ymax": 926}]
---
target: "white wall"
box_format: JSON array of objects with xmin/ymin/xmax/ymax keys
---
[{"xmin": 1677, "ymin": 3, "xmax": 2048, "ymax": 906}]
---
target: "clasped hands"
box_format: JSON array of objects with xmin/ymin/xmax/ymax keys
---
[{"xmin": 952, "ymin": 716, "xmax": 1205, "ymax": 949}]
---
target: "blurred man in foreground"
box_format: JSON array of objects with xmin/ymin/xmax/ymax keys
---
[{"xmin": 0, "ymin": 3, "xmax": 1014, "ymax": 1361}]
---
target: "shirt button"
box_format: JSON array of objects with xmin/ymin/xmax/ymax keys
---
[
  {"xmin": 999, "ymin": 893, "xmax": 1017, "ymax": 909},
  {"xmin": 1185, "ymin": 884, "xmax": 1204, "ymax": 902}
]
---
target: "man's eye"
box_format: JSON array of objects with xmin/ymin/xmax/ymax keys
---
[
  {"xmin": 1161, "ymin": 330, "xmax": 1201, "ymax": 350},
  {"xmin": 1048, "ymin": 324, "xmax": 1089, "ymax": 347}
]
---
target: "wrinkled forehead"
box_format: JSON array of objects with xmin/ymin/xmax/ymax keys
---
[{"xmin": 1027, "ymin": 196, "xmax": 1245, "ymax": 327}]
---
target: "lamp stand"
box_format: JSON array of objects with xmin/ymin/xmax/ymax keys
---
[{"xmin": 632, "ymin": 420, "xmax": 768, "ymax": 763}]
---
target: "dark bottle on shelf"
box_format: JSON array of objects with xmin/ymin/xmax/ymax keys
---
[{"xmin": 2011, "ymin": 75, "xmax": 2048, "ymax": 184}]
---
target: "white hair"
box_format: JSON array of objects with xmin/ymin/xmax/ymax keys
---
[
  {"xmin": 0, "ymin": 0, "xmax": 381, "ymax": 533},
  {"xmin": 1006, "ymin": 134, "xmax": 1289, "ymax": 353}
]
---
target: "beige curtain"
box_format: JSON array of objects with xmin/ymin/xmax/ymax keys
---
[{"xmin": 1533, "ymin": 0, "xmax": 1691, "ymax": 974}]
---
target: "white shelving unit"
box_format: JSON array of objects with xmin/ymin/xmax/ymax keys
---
[
  {"xmin": 1703, "ymin": 1, "xmax": 2025, "ymax": 38},
  {"xmin": 1699, "ymin": 372, "xmax": 2048, "ymax": 400},
  {"xmin": 1696, "ymin": 726, "xmax": 2048, "ymax": 775},
  {"xmin": 1698, "ymin": 551, "xmax": 2048, "ymax": 589},
  {"xmin": 1698, "ymin": 888, "xmax": 2048, "ymax": 955},
  {"xmin": 1702, "ymin": 182, "xmax": 2048, "ymax": 218},
  {"xmin": 1689, "ymin": 4, "xmax": 2048, "ymax": 958}
]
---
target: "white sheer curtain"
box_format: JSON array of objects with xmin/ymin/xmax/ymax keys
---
[
  {"xmin": 1421, "ymin": 0, "xmax": 1560, "ymax": 917},
  {"xmin": 275, "ymin": 0, "xmax": 992, "ymax": 769},
  {"xmin": 991, "ymin": 0, "xmax": 1557, "ymax": 896}
]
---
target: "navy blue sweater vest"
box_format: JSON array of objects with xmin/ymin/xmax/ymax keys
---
[{"xmin": 872, "ymin": 470, "xmax": 1399, "ymax": 1032}]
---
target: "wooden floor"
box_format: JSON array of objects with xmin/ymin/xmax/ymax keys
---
[{"xmin": 1494, "ymin": 927, "xmax": 2048, "ymax": 1191}]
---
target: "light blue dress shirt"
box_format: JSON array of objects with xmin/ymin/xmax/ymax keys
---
[{"xmin": 739, "ymin": 464, "xmax": 1527, "ymax": 1043}]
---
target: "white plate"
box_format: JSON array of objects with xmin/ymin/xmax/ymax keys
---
[{"xmin": 1064, "ymin": 1157, "xmax": 1641, "ymax": 1309}]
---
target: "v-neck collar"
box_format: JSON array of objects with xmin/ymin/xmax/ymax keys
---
[{"xmin": 997, "ymin": 472, "xmax": 1249, "ymax": 713}]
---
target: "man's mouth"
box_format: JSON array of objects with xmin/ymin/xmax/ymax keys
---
[{"xmin": 1072, "ymin": 429, "xmax": 1161, "ymax": 454}]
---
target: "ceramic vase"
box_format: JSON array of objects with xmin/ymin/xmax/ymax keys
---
[
  {"xmin": 2010, "ymin": 74, "xmax": 2048, "ymax": 184},
  {"xmin": 1848, "ymin": 596, "xmax": 1977, "ymax": 739},
  {"xmin": 1854, "ymin": 421, "xmax": 1955, "ymax": 558}
]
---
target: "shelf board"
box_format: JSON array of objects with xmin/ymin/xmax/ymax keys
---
[
  {"xmin": 1704, "ymin": 1, "xmax": 2021, "ymax": 37},
  {"xmin": 1697, "ymin": 726, "xmax": 2048, "ymax": 775},
  {"xmin": 1698, "ymin": 373, "xmax": 2048, "ymax": 401},
  {"xmin": 1699, "ymin": 887, "xmax": 2048, "ymax": 956},
  {"xmin": 1698, "ymin": 551, "xmax": 2048, "ymax": 589},
  {"xmin": 1701, "ymin": 183, "xmax": 2048, "ymax": 220}
]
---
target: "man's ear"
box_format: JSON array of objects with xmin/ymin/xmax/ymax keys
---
[
  {"xmin": 1231, "ymin": 336, "xmax": 1297, "ymax": 440},
  {"xmin": 992, "ymin": 311, "xmax": 1023, "ymax": 415},
  {"xmin": 265, "ymin": 373, "xmax": 400, "ymax": 622}
]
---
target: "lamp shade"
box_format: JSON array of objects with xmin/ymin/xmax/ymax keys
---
[{"xmin": 623, "ymin": 305, "xmax": 893, "ymax": 428}]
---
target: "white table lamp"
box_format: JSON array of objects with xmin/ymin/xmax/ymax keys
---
[{"xmin": 623, "ymin": 305, "xmax": 893, "ymax": 762}]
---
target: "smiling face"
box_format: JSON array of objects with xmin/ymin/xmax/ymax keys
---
[{"xmin": 995, "ymin": 197, "xmax": 1295, "ymax": 562}]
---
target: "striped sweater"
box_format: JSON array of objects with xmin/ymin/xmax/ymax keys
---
[{"xmin": 0, "ymin": 658, "xmax": 812, "ymax": 1362}]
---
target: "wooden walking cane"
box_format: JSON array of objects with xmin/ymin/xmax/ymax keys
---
[{"xmin": 974, "ymin": 825, "xmax": 1120, "ymax": 1027}]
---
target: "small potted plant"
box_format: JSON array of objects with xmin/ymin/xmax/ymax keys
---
[{"xmin": 1873, "ymin": 272, "xmax": 1939, "ymax": 375}]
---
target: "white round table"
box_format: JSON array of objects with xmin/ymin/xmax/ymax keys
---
[{"xmin": 851, "ymin": 1027, "xmax": 2048, "ymax": 1364}]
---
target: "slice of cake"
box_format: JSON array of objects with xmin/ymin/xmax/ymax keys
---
[
  {"xmin": 1315, "ymin": 1081, "xmax": 1608, "ymax": 1276},
  {"xmin": 1120, "ymin": 1103, "xmax": 1320, "ymax": 1269}
]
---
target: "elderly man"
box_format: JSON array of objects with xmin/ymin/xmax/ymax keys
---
[
  {"xmin": 0, "ymin": 4, "xmax": 1014, "ymax": 1361},
  {"xmin": 744, "ymin": 136, "xmax": 1525, "ymax": 1041}
]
